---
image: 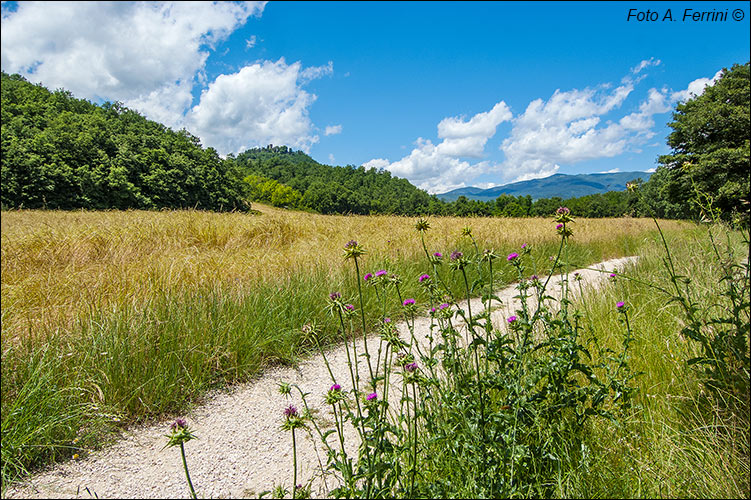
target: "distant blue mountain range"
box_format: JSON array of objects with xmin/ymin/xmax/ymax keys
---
[{"xmin": 436, "ymin": 171, "xmax": 652, "ymax": 201}]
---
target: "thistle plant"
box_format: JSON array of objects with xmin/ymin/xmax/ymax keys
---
[{"xmin": 164, "ymin": 419, "xmax": 198, "ymax": 500}]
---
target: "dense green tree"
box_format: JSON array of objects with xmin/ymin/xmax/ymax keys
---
[
  {"xmin": 1, "ymin": 72, "xmax": 247, "ymax": 211},
  {"xmin": 655, "ymin": 62, "xmax": 750, "ymax": 223}
]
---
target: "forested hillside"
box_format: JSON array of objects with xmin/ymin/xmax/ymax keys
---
[
  {"xmin": 1, "ymin": 72, "xmax": 246, "ymax": 211},
  {"xmin": 234, "ymin": 146, "xmax": 441, "ymax": 215}
]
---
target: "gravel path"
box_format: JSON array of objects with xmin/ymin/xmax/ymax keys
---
[{"xmin": 4, "ymin": 257, "xmax": 637, "ymax": 499}]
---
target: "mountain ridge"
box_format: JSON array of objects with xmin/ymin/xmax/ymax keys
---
[{"xmin": 437, "ymin": 171, "xmax": 652, "ymax": 201}]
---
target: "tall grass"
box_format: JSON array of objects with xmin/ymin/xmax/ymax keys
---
[{"xmin": 0, "ymin": 206, "xmax": 691, "ymax": 492}]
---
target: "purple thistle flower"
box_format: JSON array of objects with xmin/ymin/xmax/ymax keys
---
[
  {"xmin": 507, "ymin": 315, "xmax": 517, "ymax": 323},
  {"xmin": 507, "ymin": 252, "xmax": 519, "ymax": 261},
  {"xmin": 521, "ymin": 243, "xmax": 527, "ymax": 249},
  {"xmin": 284, "ymin": 405, "xmax": 298, "ymax": 418},
  {"xmin": 329, "ymin": 292, "xmax": 341, "ymax": 301},
  {"xmin": 403, "ymin": 298, "xmax": 416, "ymax": 306},
  {"xmin": 450, "ymin": 251, "xmax": 463, "ymax": 261},
  {"xmin": 556, "ymin": 223, "xmax": 563, "ymax": 230},
  {"xmin": 430, "ymin": 307, "xmax": 437, "ymax": 314},
  {"xmin": 419, "ymin": 274, "xmax": 431, "ymax": 282},
  {"xmin": 556, "ymin": 206, "xmax": 570, "ymax": 215},
  {"xmin": 383, "ymin": 317, "xmax": 391, "ymax": 323},
  {"xmin": 433, "ymin": 252, "xmax": 443, "ymax": 258},
  {"xmin": 330, "ymin": 384, "xmax": 341, "ymax": 392},
  {"xmin": 530, "ymin": 275, "xmax": 538, "ymax": 281},
  {"xmin": 171, "ymin": 418, "xmax": 187, "ymax": 430},
  {"xmin": 375, "ymin": 269, "xmax": 387, "ymax": 277},
  {"xmin": 344, "ymin": 304, "xmax": 355, "ymax": 311},
  {"xmin": 344, "ymin": 240, "xmax": 358, "ymax": 249},
  {"xmin": 439, "ymin": 302, "xmax": 450, "ymax": 310},
  {"xmin": 405, "ymin": 362, "xmax": 418, "ymax": 372},
  {"xmin": 616, "ymin": 301, "xmax": 625, "ymax": 309},
  {"xmin": 363, "ymin": 273, "xmax": 373, "ymax": 281},
  {"xmin": 366, "ymin": 392, "xmax": 377, "ymax": 401}
]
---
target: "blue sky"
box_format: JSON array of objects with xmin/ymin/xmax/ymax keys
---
[{"xmin": 1, "ymin": 1, "xmax": 748, "ymax": 193}]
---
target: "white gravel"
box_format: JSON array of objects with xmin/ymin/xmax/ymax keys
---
[{"xmin": 3, "ymin": 257, "xmax": 637, "ymax": 499}]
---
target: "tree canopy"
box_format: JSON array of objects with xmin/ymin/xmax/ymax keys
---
[
  {"xmin": 655, "ymin": 62, "xmax": 750, "ymax": 223},
  {"xmin": 1, "ymin": 72, "xmax": 247, "ymax": 211}
]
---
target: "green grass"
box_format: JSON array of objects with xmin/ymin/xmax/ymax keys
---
[{"xmin": 2, "ymin": 209, "xmax": 746, "ymax": 498}]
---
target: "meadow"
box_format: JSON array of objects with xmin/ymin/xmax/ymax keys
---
[{"xmin": 1, "ymin": 205, "xmax": 748, "ymax": 498}]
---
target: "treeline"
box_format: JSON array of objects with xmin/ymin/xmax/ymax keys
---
[
  {"xmin": 2, "ymin": 62, "xmax": 747, "ymax": 223},
  {"xmin": 1, "ymin": 72, "xmax": 246, "ymax": 211}
]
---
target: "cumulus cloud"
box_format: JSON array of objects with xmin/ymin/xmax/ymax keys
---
[
  {"xmin": 1, "ymin": 1, "xmax": 266, "ymax": 128},
  {"xmin": 671, "ymin": 69, "xmax": 723, "ymax": 102},
  {"xmin": 187, "ymin": 58, "xmax": 330, "ymax": 154},
  {"xmin": 325, "ymin": 124, "xmax": 343, "ymax": 136},
  {"xmin": 499, "ymin": 83, "xmax": 634, "ymax": 182},
  {"xmin": 364, "ymin": 102, "xmax": 512, "ymax": 193},
  {"xmin": 246, "ymin": 34, "xmax": 257, "ymax": 49}
]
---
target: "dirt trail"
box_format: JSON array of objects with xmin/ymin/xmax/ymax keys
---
[{"xmin": 4, "ymin": 257, "xmax": 637, "ymax": 499}]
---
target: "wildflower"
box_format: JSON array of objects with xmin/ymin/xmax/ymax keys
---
[
  {"xmin": 329, "ymin": 292, "xmax": 341, "ymax": 301},
  {"xmin": 430, "ymin": 307, "xmax": 437, "ymax": 314},
  {"xmin": 434, "ymin": 252, "xmax": 443, "ymax": 258},
  {"xmin": 73, "ymin": 453, "xmax": 80, "ymax": 460},
  {"xmin": 326, "ymin": 384, "xmax": 345, "ymax": 405},
  {"xmin": 450, "ymin": 251, "xmax": 463, "ymax": 261},
  {"xmin": 171, "ymin": 418, "xmax": 188, "ymax": 431},
  {"xmin": 343, "ymin": 240, "xmax": 365, "ymax": 260},
  {"xmin": 383, "ymin": 317, "xmax": 391, "ymax": 323},
  {"xmin": 165, "ymin": 418, "xmax": 197, "ymax": 448},
  {"xmin": 405, "ymin": 362, "xmax": 418, "ymax": 372},
  {"xmin": 556, "ymin": 207, "xmax": 570, "ymax": 215},
  {"xmin": 403, "ymin": 298, "xmax": 416, "ymax": 306},
  {"xmin": 344, "ymin": 304, "xmax": 355, "ymax": 312},
  {"xmin": 507, "ymin": 252, "xmax": 519, "ymax": 261},
  {"xmin": 375, "ymin": 269, "xmax": 387, "ymax": 278},
  {"xmin": 284, "ymin": 405, "xmax": 299, "ymax": 419},
  {"xmin": 439, "ymin": 303, "xmax": 450, "ymax": 310},
  {"xmin": 556, "ymin": 223, "xmax": 563, "ymax": 230},
  {"xmin": 278, "ymin": 381, "xmax": 292, "ymax": 395},
  {"xmin": 521, "ymin": 243, "xmax": 527, "ymax": 249},
  {"xmin": 616, "ymin": 301, "xmax": 625, "ymax": 309},
  {"xmin": 609, "ymin": 273, "xmax": 617, "ymax": 282},
  {"xmin": 366, "ymin": 392, "xmax": 378, "ymax": 401},
  {"xmin": 415, "ymin": 218, "xmax": 431, "ymax": 232},
  {"xmin": 281, "ymin": 405, "xmax": 305, "ymax": 431},
  {"xmin": 482, "ymin": 248, "xmax": 498, "ymax": 262},
  {"xmin": 508, "ymin": 316, "xmax": 517, "ymax": 323},
  {"xmin": 419, "ymin": 273, "xmax": 431, "ymax": 282},
  {"xmin": 573, "ymin": 272, "xmax": 582, "ymax": 282},
  {"xmin": 363, "ymin": 273, "xmax": 373, "ymax": 281}
]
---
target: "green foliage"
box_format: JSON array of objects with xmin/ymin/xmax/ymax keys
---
[
  {"xmin": 1, "ymin": 72, "xmax": 247, "ymax": 211},
  {"xmin": 655, "ymin": 62, "xmax": 750, "ymax": 224}
]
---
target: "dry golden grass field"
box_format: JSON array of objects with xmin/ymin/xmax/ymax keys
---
[{"xmin": 1, "ymin": 206, "xmax": 684, "ymax": 341}]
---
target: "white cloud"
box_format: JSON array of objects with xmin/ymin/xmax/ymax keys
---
[
  {"xmin": 644, "ymin": 167, "xmax": 656, "ymax": 173},
  {"xmin": 325, "ymin": 124, "xmax": 343, "ymax": 136},
  {"xmin": 598, "ymin": 168, "xmax": 621, "ymax": 173},
  {"xmin": 499, "ymin": 83, "xmax": 634, "ymax": 182},
  {"xmin": 1, "ymin": 1, "xmax": 266, "ymax": 128},
  {"xmin": 246, "ymin": 35, "xmax": 257, "ymax": 49},
  {"xmin": 328, "ymin": 153, "xmax": 336, "ymax": 164},
  {"xmin": 671, "ymin": 69, "xmax": 723, "ymax": 102},
  {"xmin": 187, "ymin": 58, "xmax": 325, "ymax": 154},
  {"xmin": 364, "ymin": 102, "xmax": 512, "ymax": 193},
  {"xmin": 300, "ymin": 60, "xmax": 333, "ymax": 83},
  {"xmin": 632, "ymin": 57, "xmax": 661, "ymax": 74}
]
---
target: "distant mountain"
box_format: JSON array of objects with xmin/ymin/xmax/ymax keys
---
[{"xmin": 437, "ymin": 171, "xmax": 652, "ymax": 202}]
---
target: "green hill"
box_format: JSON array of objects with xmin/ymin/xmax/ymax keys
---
[{"xmin": 1, "ymin": 72, "xmax": 246, "ymax": 211}]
